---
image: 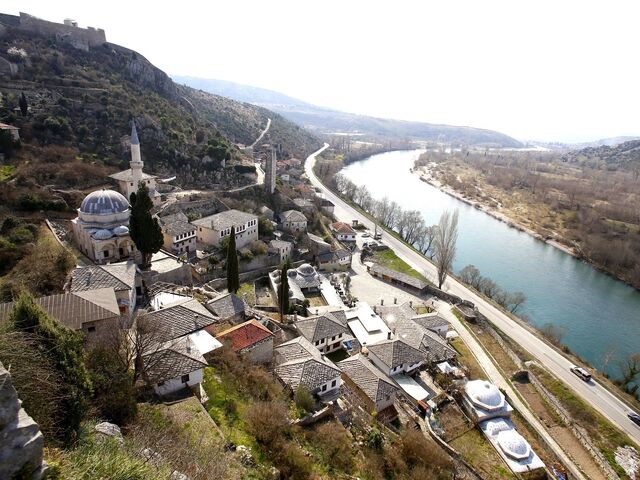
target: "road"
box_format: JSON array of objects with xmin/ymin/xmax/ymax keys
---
[
  {"xmin": 305, "ymin": 143, "xmax": 640, "ymax": 447},
  {"xmin": 249, "ymin": 117, "xmax": 271, "ymax": 149}
]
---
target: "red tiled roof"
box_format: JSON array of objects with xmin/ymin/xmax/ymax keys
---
[
  {"xmin": 331, "ymin": 222, "xmax": 356, "ymax": 234},
  {"xmin": 214, "ymin": 319, "xmax": 274, "ymax": 352}
]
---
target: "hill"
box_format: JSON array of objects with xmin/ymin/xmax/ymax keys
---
[
  {"xmin": 562, "ymin": 139, "xmax": 640, "ymax": 174},
  {"xmin": 173, "ymin": 75, "xmax": 524, "ymax": 148},
  {"xmin": 0, "ymin": 17, "xmax": 321, "ymax": 200}
]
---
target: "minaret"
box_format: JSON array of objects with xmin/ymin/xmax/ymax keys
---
[{"xmin": 130, "ymin": 121, "xmax": 143, "ymax": 191}]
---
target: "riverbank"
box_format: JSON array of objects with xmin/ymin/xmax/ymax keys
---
[{"xmin": 412, "ymin": 165, "xmax": 578, "ymax": 258}]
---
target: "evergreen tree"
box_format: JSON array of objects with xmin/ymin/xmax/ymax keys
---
[
  {"xmin": 226, "ymin": 226, "xmax": 239, "ymax": 293},
  {"xmin": 19, "ymin": 92, "xmax": 28, "ymax": 117},
  {"xmin": 8, "ymin": 292, "xmax": 92, "ymax": 444},
  {"xmin": 129, "ymin": 182, "xmax": 163, "ymax": 268},
  {"xmin": 278, "ymin": 259, "xmax": 290, "ymax": 320}
]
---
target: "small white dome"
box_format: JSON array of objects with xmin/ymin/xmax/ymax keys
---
[
  {"xmin": 484, "ymin": 419, "xmax": 512, "ymax": 436},
  {"xmin": 297, "ymin": 263, "xmax": 315, "ymax": 276},
  {"xmin": 497, "ymin": 430, "xmax": 531, "ymax": 460},
  {"xmin": 92, "ymin": 229, "xmax": 113, "ymax": 240},
  {"xmin": 113, "ymin": 225, "xmax": 130, "ymax": 236},
  {"xmin": 465, "ymin": 380, "xmax": 504, "ymax": 411}
]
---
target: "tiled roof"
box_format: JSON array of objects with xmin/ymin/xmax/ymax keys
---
[
  {"xmin": 279, "ymin": 210, "xmax": 307, "ymax": 223},
  {"xmin": 376, "ymin": 303, "xmax": 416, "ymax": 326},
  {"xmin": 191, "ymin": 209, "xmax": 257, "ymax": 231},
  {"xmin": 163, "ymin": 220, "xmax": 195, "ymax": 237},
  {"xmin": 0, "ymin": 290, "xmax": 120, "ymax": 331},
  {"xmin": 338, "ymin": 354, "xmax": 397, "ymax": 405},
  {"xmin": 158, "ymin": 211, "xmax": 189, "ymax": 226},
  {"xmin": 318, "ymin": 248, "xmax": 351, "ymax": 263},
  {"xmin": 143, "ymin": 336, "xmax": 207, "ymax": 385},
  {"xmin": 269, "ymin": 239, "xmax": 292, "ymax": 250},
  {"xmin": 205, "ymin": 293, "xmax": 245, "ymax": 320},
  {"xmin": 69, "ymin": 261, "xmax": 137, "ymax": 292},
  {"xmin": 330, "ymin": 222, "xmax": 356, "ymax": 235},
  {"xmin": 109, "ymin": 169, "xmax": 156, "ymax": 182},
  {"xmin": 412, "ymin": 313, "xmax": 450, "ymax": 331},
  {"xmin": 367, "ymin": 338, "xmax": 426, "ymax": 370},
  {"xmin": 215, "ymin": 319, "xmax": 273, "ymax": 352},
  {"xmin": 140, "ymin": 298, "xmax": 218, "ymax": 342},
  {"xmin": 274, "ymin": 336, "xmax": 341, "ymax": 391},
  {"xmin": 395, "ymin": 318, "xmax": 456, "ymax": 363},
  {"xmin": 295, "ymin": 313, "xmax": 349, "ymax": 343},
  {"xmin": 368, "ymin": 264, "xmax": 428, "ymax": 290}
]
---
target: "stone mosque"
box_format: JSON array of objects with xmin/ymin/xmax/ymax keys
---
[{"xmin": 72, "ymin": 123, "xmax": 159, "ymax": 263}]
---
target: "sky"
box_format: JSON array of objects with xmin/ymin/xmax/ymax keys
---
[{"xmin": 5, "ymin": 1, "xmax": 640, "ymax": 143}]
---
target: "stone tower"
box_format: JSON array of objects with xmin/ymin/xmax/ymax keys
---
[
  {"xmin": 130, "ymin": 122, "xmax": 143, "ymax": 189},
  {"xmin": 264, "ymin": 147, "xmax": 276, "ymax": 194}
]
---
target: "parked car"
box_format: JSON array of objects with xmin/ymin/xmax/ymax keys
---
[
  {"xmin": 362, "ymin": 232, "xmax": 371, "ymax": 238},
  {"xmin": 628, "ymin": 412, "xmax": 640, "ymax": 427},
  {"xmin": 569, "ymin": 365, "xmax": 592, "ymax": 382}
]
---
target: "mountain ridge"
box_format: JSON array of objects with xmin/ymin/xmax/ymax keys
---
[{"xmin": 173, "ymin": 75, "xmax": 524, "ymax": 148}]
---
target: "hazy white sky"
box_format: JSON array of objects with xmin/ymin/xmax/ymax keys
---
[{"xmin": 6, "ymin": 1, "xmax": 640, "ymax": 142}]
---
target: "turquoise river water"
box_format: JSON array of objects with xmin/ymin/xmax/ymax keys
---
[{"xmin": 341, "ymin": 149, "xmax": 640, "ymax": 377}]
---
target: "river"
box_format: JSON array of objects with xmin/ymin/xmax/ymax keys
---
[{"xmin": 341, "ymin": 149, "xmax": 640, "ymax": 378}]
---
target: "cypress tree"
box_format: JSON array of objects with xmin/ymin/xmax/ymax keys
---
[
  {"xmin": 129, "ymin": 182, "xmax": 163, "ymax": 268},
  {"xmin": 278, "ymin": 259, "xmax": 290, "ymax": 320},
  {"xmin": 226, "ymin": 226, "xmax": 240, "ymax": 293},
  {"xmin": 19, "ymin": 92, "xmax": 28, "ymax": 117}
]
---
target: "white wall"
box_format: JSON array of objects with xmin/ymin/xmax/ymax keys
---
[{"xmin": 153, "ymin": 368, "xmax": 204, "ymax": 397}]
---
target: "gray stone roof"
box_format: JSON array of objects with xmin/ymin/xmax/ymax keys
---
[
  {"xmin": 338, "ymin": 354, "xmax": 397, "ymax": 405},
  {"xmin": 269, "ymin": 239, "xmax": 292, "ymax": 250},
  {"xmin": 0, "ymin": 290, "xmax": 120, "ymax": 331},
  {"xmin": 279, "ymin": 210, "xmax": 307, "ymax": 223},
  {"xmin": 163, "ymin": 220, "xmax": 195, "ymax": 237},
  {"xmin": 412, "ymin": 313, "xmax": 450, "ymax": 331},
  {"xmin": 140, "ymin": 298, "xmax": 218, "ymax": 342},
  {"xmin": 143, "ymin": 336, "xmax": 207, "ymax": 385},
  {"xmin": 367, "ymin": 338, "xmax": 426, "ymax": 370},
  {"xmin": 80, "ymin": 189, "xmax": 129, "ymax": 215},
  {"xmin": 191, "ymin": 209, "xmax": 257, "ymax": 231},
  {"xmin": 395, "ymin": 318, "xmax": 456, "ymax": 363},
  {"xmin": 205, "ymin": 293, "xmax": 245, "ymax": 320},
  {"xmin": 69, "ymin": 261, "xmax": 137, "ymax": 292},
  {"xmin": 368, "ymin": 264, "xmax": 427, "ymax": 290},
  {"xmin": 274, "ymin": 336, "xmax": 341, "ymax": 392},
  {"xmin": 317, "ymin": 248, "xmax": 351, "ymax": 263},
  {"xmin": 108, "ymin": 169, "xmax": 157, "ymax": 182},
  {"xmin": 158, "ymin": 211, "xmax": 189, "ymax": 226},
  {"xmin": 295, "ymin": 313, "xmax": 349, "ymax": 343},
  {"xmin": 376, "ymin": 303, "xmax": 416, "ymax": 326}
]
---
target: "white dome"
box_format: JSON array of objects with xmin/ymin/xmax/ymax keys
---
[
  {"xmin": 92, "ymin": 229, "xmax": 113, "ymax": 240},
  {"xmin": 80, "ymin": 189, "xmax": 129, "ymax": 215},
  {"xmin": 465, "ymin": 380, "xmax": 504, "ymax": 411},
  {"xmin": 113, "ymin": 225, "xmax": 130, "ymax": 236},
  {"xmin": 297, "ymin": 263, "xmax": 315, "ymax": 276},
  {"xmin": 497, "ymin": 430, "xmax": 530, "ymax": 460},
  {"xmin": 484, "ymin": 418, "xmax": 512, "ymax": 436}
]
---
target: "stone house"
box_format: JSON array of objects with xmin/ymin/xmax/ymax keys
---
[
  {"xmin": 160, "ymin": 220, "xmax": 196, "ymax": 256},
  {"xmin": 269, "ymin": 239, "xmax": 293, "ymax": 263},
  {"xmin": 0, "ymin": 122, "xmax": 19, "ymax": 141},
  {"xmin": 338, "ymin": 354, "xmax": 398, "ymax": 414},
  {"xmin": 330, "ymin": 222, "xmax": 357, "ymax": 243},
  {"xmin": 278, "ymin": 210, "xmax": 307, "ymax": 233},
  {"xmin": 191, "ymin": 209, "xmax": 258, "ymax": 249},
  {"xmin": 366, "ymin": 338, "xmax": 426, "ymax": 377},
  {"xmin": 274, "ymin": 336, "xmax": 342, "ymax": 402},
  {"xmin": 205, "ymin": 293, "xmax": 246, "ymax": 324},
  {"xmin": 294, "ymin": 313, "xmax": 351, "ymax": 354},
  {"xmin": 317, "ymin": 248, "xmax": 352, "ymax": 272},
  {"xmin": 213, "ymin": 319, "xmax": 275, "ymax": 364}
]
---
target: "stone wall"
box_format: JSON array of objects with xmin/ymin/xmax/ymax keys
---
[
  {"xmin": 17, "ymin": 12, "xmax": 106, "ymax": 51},
  {"xmin": 0, "ymin": 362, "xmax": 45, "ymax": 480}
]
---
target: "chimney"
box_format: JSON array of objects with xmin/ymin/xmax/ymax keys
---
[
  {"xmin": 394, "ymin": 297, "xmax": 397, "ymax": 305},
  {"xmin": 293, "ymin": 312, "xmax": 298, "ymax": 322},
  {"xmin": 373, "ymin": 305, "xmax": 377, "ymax": 313},
  {"xmin": 409, "ymin": 301, "xmax": 413, "ymax": 308},
  {"xmin": 380, "ymin": 299, "xmax": 384, "ymax": 306},
  {"xmin": 387, "ymin": 331, "xmax": 392, "ymax": 340}
]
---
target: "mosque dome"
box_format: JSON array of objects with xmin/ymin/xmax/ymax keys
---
[
  {"xmin": 80, "ymin": 189, "xmax": 129, "ymax": 215},
  {"xmin": 465, "ymin": 380, "xmax": 504, "ymax": 411},
  {"xmin": 297, "ymin": 263, "xmax": 315, "ymax": 276},
  {"xmin": 113, "ymin": 225, "xmax": 130, "ymax": 236},
  {"xmin": 485, "ymin": 419, "xmax": 512, "ymax": 437},
  {"xmin": 497, "ymin": 430, "xmax": 531, "ymax": 460},
  {"xmin": 92, "ymin": 229, "xmax": 114, "ymax": 240}
]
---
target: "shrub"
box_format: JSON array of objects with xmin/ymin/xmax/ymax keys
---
[
  {"xmin": 313, "ymin": 421, "xmax": 354, "ymax": 472},
  {"xmin": 294, "ymin": 385, "xmax": 315, "ymax": 415},
  {"xmin": 243, "ymin": 400, "xmax": 289, "ymax": 447},
  {"xmin": 8, "ymin": 226, "xmax": 35, "ymax": 244}
]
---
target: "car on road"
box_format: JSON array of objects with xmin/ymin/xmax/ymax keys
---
[
  {"xmin": 628, "ymin": 412, "xmax": 640, "ymax": 427},
  {"xmin": 362, "ymin": 232, "xmax": 371, "ymax": 238},
  {"xmin": 569, "ymin": 365, "xmax": 592, "ymax": 382}
]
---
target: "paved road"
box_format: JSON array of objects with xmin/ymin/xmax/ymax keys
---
[
  {"xmin": 249, "ymin": 117, "xmax": 271, "ymax": 149},
  {"xmin": 305, "ymin": 143, "xmax": 640, "ymax": 447}
]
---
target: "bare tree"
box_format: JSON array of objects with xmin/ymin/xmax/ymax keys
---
[
  {"xmin": 618, "ymin": 353, "xmax": 640, "ymax": 396},
  {"xmin": 416, "ymin": 225, "xmax": 438, "ymax": 258},
  {"xmin": 507, "ymin": 291, "xmax": 527, "ymax": 313},
  {"xmin": 434, "ymin": 210, "xmax": 459, "ymax": 289},
  {"xmin": 540, "ymin": 323, "xmax": 567, "ymax": 346}
]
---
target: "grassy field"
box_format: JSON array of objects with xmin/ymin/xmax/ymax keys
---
[
  {"xmin": 450, "ymin": 428, "xmax": 515, "ymax": 479},
  {"xmin": 450, "ymin": 337, "xmax": 485, "ymax": 380},
  {"xmin": 236, "ymin": 282, "xmax": 255, "ymax": 305},
  {"xmin": 371, "ymin": 249, "xmax": 429, "ymax": 282}
]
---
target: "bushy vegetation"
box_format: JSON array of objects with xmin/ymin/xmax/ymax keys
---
[{"xmin": 459, "ymin": 264, "xmax": 526, "ymax": 312}]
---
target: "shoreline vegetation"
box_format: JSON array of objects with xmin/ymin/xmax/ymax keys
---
[
  {"xmin": 313, "ymin": 149, "xmax": 640, "ymax": 404},
  {"xmin": 412, "ymin": 149, "xmax": 640, "ymax": 291}
]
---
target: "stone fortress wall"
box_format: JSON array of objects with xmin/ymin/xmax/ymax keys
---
[{"xmin": 0, "ymin": 12, "xmax": 106, "ymax": 51}]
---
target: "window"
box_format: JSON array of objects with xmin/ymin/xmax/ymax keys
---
[
  {"xmin": 87, "ymin": 326, "xmax": 96, "ymax": 333},
  {"xmin": 181, "ymin": 374, "xmax": 190, "ymax": 383},
  {"xmin": 322, "ymin": 384, "xmax": 327, "ymax": 392},
  {"xmin": 103, "ymin": 250, "xmax": 109, "ymax": 258},
  {"xmin": 315, "ymin": 340, "xmax": 320, "ymax": 346},
  {"xmin": 331, "ymin": 379, "xmax": 337, "ymax": 388}
]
